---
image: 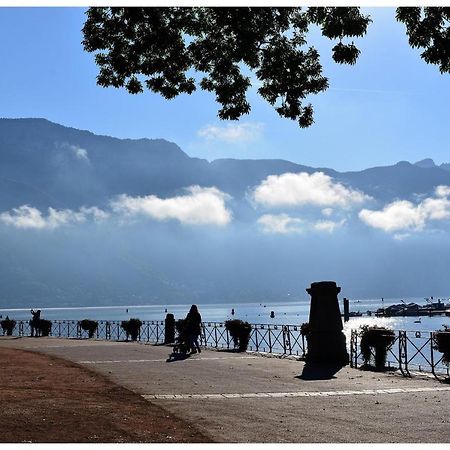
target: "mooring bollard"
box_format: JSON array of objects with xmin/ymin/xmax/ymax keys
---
[
  {"xmin": 306, "ymin": 281, "xmax": 349, "ymax": 365},
  {"xmin": 343, "ymin": 297, "xmax": 350, "ymax": 322},
  {"xmin": 164, "ymin": 313, "xmax": 175, "ymax": 344}
]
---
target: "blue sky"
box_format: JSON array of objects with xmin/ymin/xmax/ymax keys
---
[{"xmin": 1, "ymin": 7, "xmax": 449, "ymax": 171}]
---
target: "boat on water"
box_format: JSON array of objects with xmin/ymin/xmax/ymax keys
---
[{"xmin": 375, "ymin": 298, "xmax": 450, "ymax": 317}]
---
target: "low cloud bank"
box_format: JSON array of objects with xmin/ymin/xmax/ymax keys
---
[
  {"xmin": 258, "ymin": 214, "xmax": 304, "ymax": 234},
  {"xmin": 252, "ymin": 172, "xmax": 369, "ymax": 208},
  {"xmin": 0, "ymin": 186, "xmax": 232, "ymax": 230},
  {"xmin": 110, "ymin": 186, "xmax": 232, "ymax": 226},
  {"xmin": 359, "ymin": 185, "xmax": 450, "ymax": 233},
  {"xmin": 258, "ymin": 214, "xmax": 345, "ymax": 234},
  {"xmin": 0, "ymin": 205, "xmax": 107, "ymax": 230}
]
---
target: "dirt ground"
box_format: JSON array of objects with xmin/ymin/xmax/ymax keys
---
[{"xmin": 0, "ymin": 347, "xmax": 212, "ymax": 443}]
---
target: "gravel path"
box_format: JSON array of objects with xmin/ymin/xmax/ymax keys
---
[{"xmin": 0, "ymin": 344, "xmax": 211, "ymax": 443}]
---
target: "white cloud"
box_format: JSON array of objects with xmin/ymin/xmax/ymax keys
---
[
  {"xmin": 321, "ymin": 208, "xmax": 334, "ymax": 217},
  {"xmin": 0, "ymin": 206, "xmax": 47, "ymax": 229},
  {"xmin": 198, "ymin": 122, "xmax": 263, "ymax": 143},
  {"xmin": 359, "ymin": 201, "xmax": 420, "ymax": 232},
  {"xmin": 72, "ymin": 146, "xmax": 89, "ymax": 162},
  {"xmin": 393, "ymin": 233, "xmax": 412, "ymax": 241},
  {"xmin": 258, "ymin": 214, "xmax": 345, "ymax": 234},
  {"xmin": 313, "ymin": 219, "xmax": 346, "ymax": 233},
  {"xmin": 0, "ymin": 205, "xmax": 108, "ymax": 230},
  {"xmin": 111, "ymin": 186, "xmax": 232, "ymax": 226},
  {"xmin": 252, "ymin": 172, "xmax": 369, "ymax": 208},
  {"xmin": 0, "ymin": 187, "xmax": 230, "ymax": 230},
  {"xmin": 421, "ymin": 197, "xmax": 450, "ymax": 221},
  {"xmin": 359, "ymin": 194, "xmax": 450, "ymax": 233},
  {"xmin": 79, "ymin": 206, "xmax": 110, "ymax": 222},
  {"xmin": 257, "ymin": 214, "xmax": 304, "ymax": 234},
  {"xmin": 435, "ymin": 185, "xmax": 450, "ymax": 198},
  {"xmin": 59, "ymin": 143, "xmax": 90, "ymax": 163}
]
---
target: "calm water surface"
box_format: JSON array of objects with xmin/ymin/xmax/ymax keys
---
[{"xmin": 1, "ymin": 296, "xmax": 449, "ymax": 333}]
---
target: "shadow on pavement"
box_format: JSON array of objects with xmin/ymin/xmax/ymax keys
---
[
  {"xmin": 215, "ymin": 348, "xmax": 242, "ymax": 353},
  {"xmin": 296, "ymin": 362, "xmax": 345, "ymax": 380},
  {"xmin": 166, "ymin": 352, "xmax": 192, "ymax": 363}
]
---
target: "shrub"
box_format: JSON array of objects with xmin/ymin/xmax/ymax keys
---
[
  {"xmin": 39, "ymin": 319, "xmax": 52, "ymax": 337},
  {"xmin": 80, "ymin": 319, "xmax": 98, "ymax": 338},
  {"xmin": 359, "ymin": 326, "xmax": 395, "ymax": 370},
  {"xmin": 121, "ymin": 318, "xmax": 142, "ymax": 341},
  {"xmin": 300, "ymin": 322, "xmax": 310, "ymax": 336},
  {"xmin": 434, "ymin": 326, "xmax": 450, "ymax": 365},
  {"xmin": 300, "ymin": 322, "xmax": 310, "ymax": 357},
  {"xmin": 225, "ymin": 319, "xmax": 252, "ymax": 352},
  {"xmin": 1, "ymin": 317, "xmax": 16, "ymax": 336}
]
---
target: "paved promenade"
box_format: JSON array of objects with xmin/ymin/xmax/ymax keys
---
[{"xmin": 1, "ymin": 337, "xmax": 449, "ymax": 443}]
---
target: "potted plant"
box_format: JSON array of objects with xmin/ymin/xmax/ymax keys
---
[
  {"xmin": 359, "ymin": 325, "xmax": 395, "ymax": 370},
  {"xmin": 1, "ymin": 317, "xmax": 16, "ymax": 336},
  {"xmin": 225, "ymin": 319, "xmax": 252, "ymax": 352},
  {"xmin": 300, "ymin": 322, "xmax": 310, "ymax": 336},
  {"xmin": 434, "ymin": 325, "xmax": 450, "ymax": 365},
  {"xmin": 80, "ymin": 319, "xmax": 98, "ymax": 338},
  {"xmin": 40, "ymin": 319, "xmax": 52, "ymax": 337},
  {"xmin": 300, "ymin": 322, "xmax": 310, "ymax": 357},
  {"xmin": 121, "ymin": 318, "xmax": 142, "ymax": 341}
]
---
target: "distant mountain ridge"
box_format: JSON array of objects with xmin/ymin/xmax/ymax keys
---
[
  {"xmin": 414, "ymin": 158, "xmax": 450, "ymax": 171},
  {"xmin": 2, "ymin": 118, "xmax": 450, "ymax": 307},
  {"xmin": 1, "ymin": 118, "xmax": 450, "ymax": 211}
]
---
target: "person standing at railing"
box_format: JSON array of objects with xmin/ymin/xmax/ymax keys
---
[
  {"xmin": 185, "ymin": 304, "xmax": 202, "ymax": 354},
  {"xmin": 30, "ymin": 309, "xmax": 41, "ymax": 337}
]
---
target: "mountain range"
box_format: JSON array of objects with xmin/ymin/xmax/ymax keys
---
[
  {"xmin": 1, "ymin": 118, "xmax": 450, "ymax": 308},
  {"xmin": 2, "ymin": 118, "xmax": 450, "ymax": 210}
]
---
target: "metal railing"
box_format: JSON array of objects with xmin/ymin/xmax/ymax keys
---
[
  {"xmin": 12, "ymin": 319, "xmax": 166, "ymax": 343},
  {"xmin": 350, "ymin": 329, "xmax": 450, "ymax": 382},
  {"xmin": 7, "ymin": 319, "xmax": 307, "ymax": 357},
  {"xmin": 4, "ymin": 319, "xmax": 449, "ymax": 382},
  {"xmin": 201, "ymin": 322, "xmax": 307, "ymax": 357}
]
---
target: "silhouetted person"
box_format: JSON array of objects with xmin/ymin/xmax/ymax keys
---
[
  {"xmin": 185, "ymin": 304, "xmax": 202, "ymax": 354},
  {"xmin": 30, "ymin": 309, "xmax": 41, "ymax": 337}
]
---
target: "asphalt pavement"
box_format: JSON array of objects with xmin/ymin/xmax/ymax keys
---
[{"xmin": 1, "ymin": 336, "xmax": 449, "ymax": 443}]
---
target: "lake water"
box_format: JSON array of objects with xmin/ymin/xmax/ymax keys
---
[{"xmin": 1, "ymin": 296, "xmax": 449, "ymax": 334}]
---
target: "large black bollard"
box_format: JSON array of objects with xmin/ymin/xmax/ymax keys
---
[
  {"xmin": 305, "ymin": 281, "xmax": 349, "ymax": 365},
  {"xmin": 164, "ymin": 313, "xmax": 175, "ymax": 344}
]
